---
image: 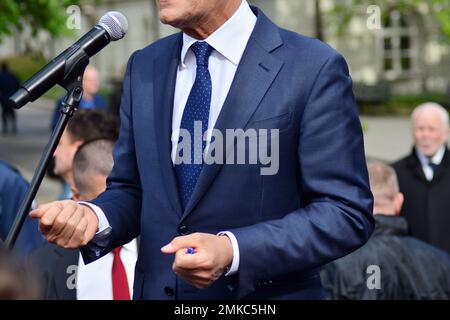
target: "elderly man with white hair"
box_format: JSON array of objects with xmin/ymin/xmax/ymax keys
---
[{"xmin": 393, "ymin": 102, "xmax": 450, "ymax": 254}]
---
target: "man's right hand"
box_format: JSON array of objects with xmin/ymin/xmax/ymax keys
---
[{"xmin": 30, "ymin": 200, "xmax": 99, "ymax": 249}]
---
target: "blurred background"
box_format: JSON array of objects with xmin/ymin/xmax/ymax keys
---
[
  {"xmin": 0, "ymin": 0, "xmax": 449, "ymax": 203},
  {"xmin": 0, "ymin": 0, "xmax": 450, "ymax": 301}
]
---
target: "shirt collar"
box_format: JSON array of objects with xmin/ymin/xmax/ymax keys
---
[
  {"xmin": 416, "ymin": 145, "xmax": 446, "ymax": 166},
  {"xmin": 122, "ymin": 239, "xmax": 138, "ymax": 253},
  {"xmin": 180, "ymin": 0, "xmax": 256, "ymax": 68}
]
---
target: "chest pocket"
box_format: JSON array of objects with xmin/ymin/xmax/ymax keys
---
[{"xmin": 245, "ymin": 112, "xmax": 292, "ymax": 135}]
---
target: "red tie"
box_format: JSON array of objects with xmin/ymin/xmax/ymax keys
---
[{"xmin": 112, "ymin": 246, "xmax": 131, "ymax": 300}]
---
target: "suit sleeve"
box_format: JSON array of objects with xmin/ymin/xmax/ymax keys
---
[
  {"xmin": 0, "ymin": 166, "xmax": 44, "ymax": 256},
  {"xmin": 80, "ymin": 51, "xmax": 142, "ymax": 263},
  {"xmin": 230, "ymin": 52, "xmax": 375, "ymax": 298}
]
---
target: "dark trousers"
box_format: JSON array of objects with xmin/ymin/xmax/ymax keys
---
[{"xmin": 1, "ymin": 105, "xmax": 17, "ymax": 134}]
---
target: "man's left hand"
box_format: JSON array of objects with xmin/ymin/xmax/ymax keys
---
[{"xmin": 161, "ymin": 233, "xmax": 233, "ymax": 289}]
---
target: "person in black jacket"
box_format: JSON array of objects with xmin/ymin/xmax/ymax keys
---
[
  {"xmin": 392, "ymin": 102, "xmax": 450, "ymax": 254},
  {"xmin": 321, "ymin": 160, "xmax": 450, "ymax": 300}
]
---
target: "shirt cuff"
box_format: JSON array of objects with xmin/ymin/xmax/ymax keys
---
[
  {"xmin": 78, "ymin": 202, "xmax": 111, "ymax": 234},
  {"xmin": 217, "ymin": 231, "xmax": 240, "ymax": 276},
  {"xmin": 78, "ymin": 202, "xmax": 112, "ymax": 259}
]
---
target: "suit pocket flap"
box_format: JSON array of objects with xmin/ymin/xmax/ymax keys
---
[{"xmin": 245, "ymin": 112, "xmax": 292, "ymax": 131}]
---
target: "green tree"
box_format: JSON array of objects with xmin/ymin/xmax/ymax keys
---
[
  {"xmin": 330, "ymin": 0, "xmax": 450, "ymax": 43},
  {"xmin": 329, "ymin": 0, "xmax": 450, "ymax": 93},
  {"xmin": 0, "ymin": 0, "xmax": 87, "ymax": 42}
]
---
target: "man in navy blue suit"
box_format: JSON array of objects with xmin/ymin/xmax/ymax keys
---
[{"xmin": 31, "ymin": 0, "xmax": 374, "ymax": 299}]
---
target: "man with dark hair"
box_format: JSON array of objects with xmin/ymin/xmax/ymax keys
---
[
  {"xmin": 0, "ymin": 63, "xmax": 20, "ymax": 134},
  {"xmin": 32, "ymin": 139, "xmax": 137, "ymax": 300},
  {"xmin": 52, "ymin": 109, "xmax": 119, "ymax": 199},
  {"xmin": 66, "ymin": 109, "xmax": 119, "ymax": 143}
]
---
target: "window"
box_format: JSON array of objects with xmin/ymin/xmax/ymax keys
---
[{"xmin": 379, "ymin": 10, "xmax": 417, "ymax": 79}]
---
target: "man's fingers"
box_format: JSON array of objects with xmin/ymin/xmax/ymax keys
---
[
  {"xmin": 30, "ymin": 200, "xmax": 97, "ymax": 249},
  {"xmin": 47, "ymin": 202, "xmax": 78, "ymax": 237},
  {"xmin": 173, "ymin": 267, "xmax": 213, "ymax": 289},
  {"xmin": 29, "ymin": 208, "xmax": 43, "ymax": 219},
  {"xmin": 172, "ymin": 249, "xmax": 203, "ymax": 270},
  {"xmin": 161, "ymin": 233, "xmax": 203, "ymax": 254},
  {"xmin": 38, "ymin": 205, "xmax": 63, "ymax": 234},
  {"xmin": 67, "ymin": 216, "xmax": 88, "ymax": 248},
  {"xmin": 30, "ymin": 202, "xmax": 56, "ymax": 218},
  {"xmin": 58, "ymin": 206, "xmax": 84, "ymax": 244}
]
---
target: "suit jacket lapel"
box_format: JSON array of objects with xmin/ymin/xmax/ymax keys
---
[
  {"xmin": 153, "ymin": 34, "xmax": 184, "ymax": 217},
  {"xmin": 181, "ymin": 9, "xmax": 284, "ymax": 221},
  {"xmin": 431, "ymin": 148, "xmax": 449, "ymax": 183},
  {"xmin": 407, "ymin": 149, "xmax": 428, "ymax": 183},
  {"xmin": 407, "ymin": 147, "xmax": 450, "ymax": 184}
]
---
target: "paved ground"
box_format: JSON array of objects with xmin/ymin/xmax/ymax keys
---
[
  {"xmin": 361, "ymin": 115, "xmax": 413, "ymax": 163},
  {"xmin": 0, "ymin": 98, "xmax": 61, "ymax": 204},
  {"xmin": 0, "ymin": 99, "xmax": 415, "ymax": 204}
]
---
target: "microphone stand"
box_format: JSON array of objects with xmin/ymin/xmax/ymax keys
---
[{"xmin": 4, "ymin": 65, "xmax": 87, "ymax": 251}]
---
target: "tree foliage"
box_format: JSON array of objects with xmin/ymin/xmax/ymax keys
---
[
  {"xmin": 330, "ymin": 0, "xmax": 450, "ymax": 43},
  {"xmin": 0, "ymin": 0, "xmax": 96, "ymax": 41}
]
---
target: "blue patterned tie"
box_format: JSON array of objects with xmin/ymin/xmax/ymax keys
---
[{"xmin": 175, "ymin": 41, "xmax": 213, "ymax": 210}]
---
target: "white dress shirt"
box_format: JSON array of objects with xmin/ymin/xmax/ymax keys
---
[
  {"xmin": 171, "ymin": 0, "xmax": 257, "ymax": 161},
  {"xmin": 416, "ymin": 145, "xmax": 446, "ymax": 181},
  {"xmin": 83, "ymin": 0, "xmax": 257, "ymax": 277},
  {"xmin": 76, "ymin": 239, "xmax": 138, "ymax": 300}
]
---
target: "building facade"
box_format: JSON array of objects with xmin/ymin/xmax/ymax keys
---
[{"xmin": 1, "ymin": 0, "xmax": 449, "ymax": 97}]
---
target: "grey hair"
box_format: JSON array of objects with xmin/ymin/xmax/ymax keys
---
[{"xmin": 411, "ymin": 102, "xmax": 449, "ymax": 129}]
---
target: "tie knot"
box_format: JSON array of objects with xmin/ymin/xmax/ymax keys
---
[
  {"xmin": 112, "ymin": 246, "xmax": 122, "ymax": 256},
  {"xmin": 191, "ymin": 41, "xmax": 213, "ymax": 67},
  {"xmin": 428, "ymin": 160, "xmax": 438, "ymax": 170}
]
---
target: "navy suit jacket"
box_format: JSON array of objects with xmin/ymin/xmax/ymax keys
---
[
  {"xmin": 82, "ymin": 6, "xmax": 374, "ymax": 299},
  {"xmin": 0, "ymin": 160, "xmax": 44, "ymax": 255}
]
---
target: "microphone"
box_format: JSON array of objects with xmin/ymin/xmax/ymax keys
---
[{"xmin": 9, "ymin": 11, "xmax": 128, "ymax": 109}]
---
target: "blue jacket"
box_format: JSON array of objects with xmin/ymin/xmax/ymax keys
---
[
  {"xmin": 0, "ymin": 160, "xmax": 44, "ymax": 255},
  {"xmin": 0, "ymin": 70, "xmax": 20, "ymax": 108},
  {"xmin": 82, "ymin": 6, "xmax": 374, "ymax": 299}
]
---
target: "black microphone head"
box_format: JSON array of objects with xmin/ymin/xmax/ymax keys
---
[{"xmin": 98, "ymin": 11, "xmax": 128, "ymax": 41}]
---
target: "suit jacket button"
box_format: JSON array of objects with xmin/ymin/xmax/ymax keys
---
[
  {"xmin": 164, "ymin": 286, "xmax": 175, "ymax": 297},
  {"xmin": 178, "ymin": 225, "xmax": 191, "ymax": 236}
]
